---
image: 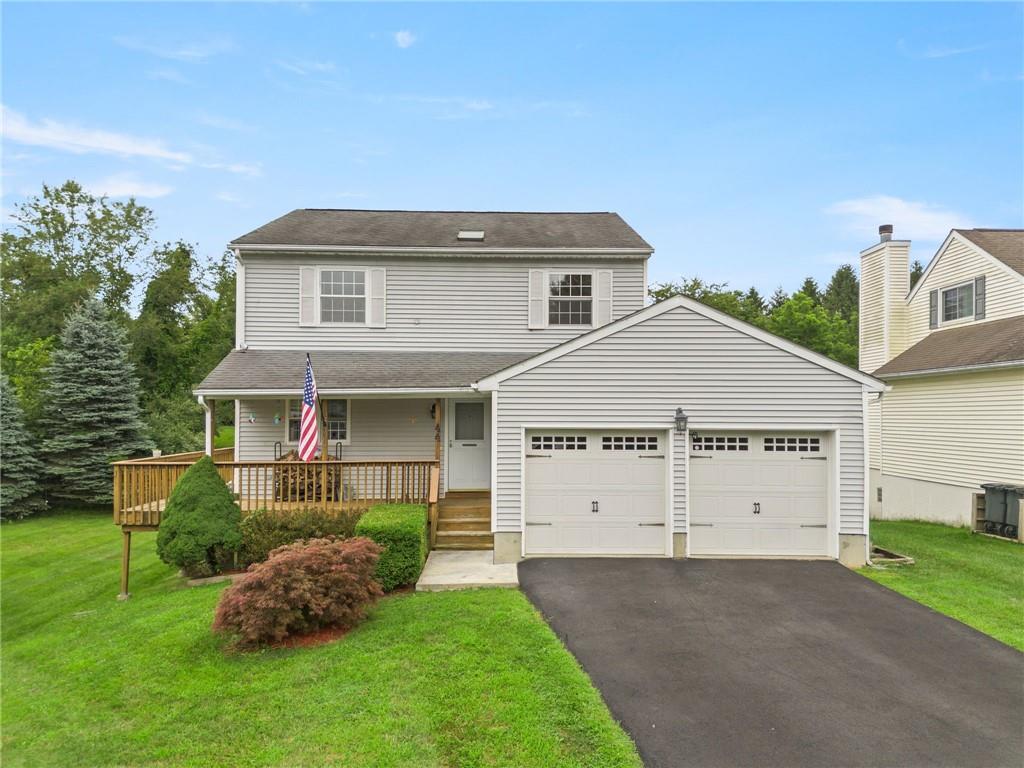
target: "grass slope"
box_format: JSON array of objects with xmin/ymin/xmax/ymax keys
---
[
  {"xmin": 863, "ymin": 520, "xmax": 1024, "ymax": 651},
  {"xmin": 2, "ymin": 513, "xmax": 640, "ymax": 768}
]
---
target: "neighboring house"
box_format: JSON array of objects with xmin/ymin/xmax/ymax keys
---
[
  {"xmin": 193, "ymin": 209, "xmax": 884, "ymax": 567},
  {"xmin": 860, "ymin": 225, "xmax": 1024, "ymax": 526}
]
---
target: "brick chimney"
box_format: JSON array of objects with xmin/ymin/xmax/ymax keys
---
[{"xmin": 859, "ymin": 224, "xmax": 910, "ymax": 372}]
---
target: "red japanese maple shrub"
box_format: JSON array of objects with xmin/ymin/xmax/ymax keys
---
[{"xmin": 213, "ymin": 536, "xmax": 383, "ymax": 649}]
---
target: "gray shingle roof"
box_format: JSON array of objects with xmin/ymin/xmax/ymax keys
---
[
  {"xmin": 195, "ymin": 349, "xmax": 534, "ymax": 393},
  {"xmin": 231, "ymin": 209, "xmax": 652, "ymax": 251},
  {"xmin": 873, "ymin": 315, "xmax": 1024, "ymax": 377},
  {"xmin": 955, "ymin": 229, "xmax": 1024, "ymax": 275}
]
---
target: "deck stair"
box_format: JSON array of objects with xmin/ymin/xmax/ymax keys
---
[{"xmin": 434, "ymin": 492, "xmax": 493, "ymax": 550}]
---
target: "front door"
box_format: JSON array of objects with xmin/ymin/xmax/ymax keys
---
[{"xmin": 448, "ymin": 399, "xmax": 490, "ymax": 490}]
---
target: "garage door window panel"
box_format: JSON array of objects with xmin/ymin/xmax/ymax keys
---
[
  {"xmin": 691, "ymin": 435, "xmax": 749, "ymax": 452},
  {"xmin": 764, "ymin": 436, "xmax": 821, "ymax": 453},
  {"xmin": 602, "ymin": 435, "xmax": 658, "ymax": 451},
  {"xmin": 530, "ymin": 435, "xmax": 587, "ymax": 451}
]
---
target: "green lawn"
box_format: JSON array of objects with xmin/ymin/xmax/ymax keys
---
[
  {"xmin": 1, "ymin": 513, "xmax": 640, "ymax": 768},
  {"xmin": 863, "ymin": 520, "xmax": 1024, "ymax": 651},
  {"xmin": 214, "ymin": 425, "xmax": 234, "ymax": 449}
]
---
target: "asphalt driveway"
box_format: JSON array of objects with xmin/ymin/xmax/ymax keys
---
[{"xmin": 518, "ymin": 559, "xmax": 1023, "ymax": 768}]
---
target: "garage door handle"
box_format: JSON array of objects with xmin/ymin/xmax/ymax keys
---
[
  {"xmin": 638, "ymin": 523, "xmax": 665, "ymax": 527},
  {"xmin": 638, "ymin": 455, "xmax": 665, "ymax": 459},
  {"xmin": 690, "ymin": 455, "xmax": 713, "ymax": 460},
  {"xmin": 800, "ymin": 456, "xmax": 827, "ymax": 461},
  {"xmin": 690, "ymin": 523, "xmax": 714, "ymax": 527},
  {"xmin": 800, "ymin": 524, "xmax": 827, "ymax": 528},
  {"xmin": 526, "ymin": 522, "xmax": 553, "ymax": 526},
  {"xmin": 526, "ymin": 454, "xmax": 552, "ymax": 458}
]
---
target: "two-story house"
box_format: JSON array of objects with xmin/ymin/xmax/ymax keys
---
[
  {"xmin": 860, "ymin": 225, "xmax": 1024, "ymax": 527},
  {"xmin": 193, "ymin": 209, "xmax": 884, "ymax": 567}
]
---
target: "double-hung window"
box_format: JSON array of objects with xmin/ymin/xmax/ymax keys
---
[
  {"xmin": 548, "ymin": 272, "xmax": 593, "ymax": 326},
  {"xmin": 286, "ymin": 399, "xmax": 349, "ymax": 444},
  {"xmin": 941, "ymin": 281, "xmax": 974, "ymax": 323},
  {"xmin": 320, "ymin": 269, "xmax": 366, "ymax": 324}
]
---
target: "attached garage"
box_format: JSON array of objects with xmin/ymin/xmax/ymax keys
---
[
  {"xmin": 478, "ymin": 295, "xmax": 885, "ymax": 568},
  {"xmin": 688, "ymin": 431, "xmax": 832, "ymax": 557},
  {"xmin": 524, "ymin": 430, "xmax": 669, "ymax": 556}
]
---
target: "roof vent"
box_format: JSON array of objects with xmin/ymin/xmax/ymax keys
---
[{"xmin": 457, "ymin": 230, "xmax": 485, "ymax": 241}]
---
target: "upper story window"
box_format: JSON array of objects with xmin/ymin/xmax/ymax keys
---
[
  {"xmin": 930, "ymin": 276, "xmax": 986, "ymax": 329},
  {"xmin": 320, "ymin": 270, "xmax": 366, "ymax": 324},
  {"xmin": 548, "ymin": 272, "xmax": 593, "ymax": 326},
  {"xmin": 941, "ymin": 281, "xmax": 974, "ymax": 323}
]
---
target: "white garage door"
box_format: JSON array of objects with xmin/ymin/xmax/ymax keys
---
[
  {"xmin": 689, "ymin": 432, "xmax": 830, "ymax": 556},
  {"xmin": 525, "ymin": 430, "xmax": 667, "ymax": 555}
]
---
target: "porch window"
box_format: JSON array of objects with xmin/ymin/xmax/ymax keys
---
[
  {"xmin": 286, "ymin": 399, "xmax": 349, "ymax": 444},
  {"xmin": 548, "ymin": 273, "xmax": 593, "ymax": 326},
  {"xmin": 320, "ymin": 269, "xmax": 366, "ymax": 324}
]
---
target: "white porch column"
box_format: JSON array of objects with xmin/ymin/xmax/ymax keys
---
[{"xmin": 202, "ymin": 397, "xmax": 215, "ymax": 456}]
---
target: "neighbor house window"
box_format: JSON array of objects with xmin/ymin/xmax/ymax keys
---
[
  {"xmin": 941, "ymin": 282, "xmax": 974, "ymax": 323},
  {"xmin": 548, "ymin": 273, "xmax": 593, "ymax": 325},
  {"xmin": 287, "ymin": 399, "xmax": 349, "ymax": 444},
  {"xmin": 320, "ymin": 270, "xmax": 366, "ymax": 324}
]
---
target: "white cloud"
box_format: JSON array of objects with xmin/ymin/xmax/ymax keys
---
[
  {"xmin": 276, "ymin": 58, "xmax": 336, "ymax": 76},
  {"xmin": 114, "ymin": 35, "xmax": 234, "ymax": 62},
  {"xmin": 920, "ymin": 43, "xmax": 988, "ymax": 59},
  {"xmin": 215, "ymin": 191, "xmax": 240, "ymax": 203},
  {"xmin": 394, "ymin": 30, "xmax": 417, "ymax": 49},
  {"xmin": 2, "ymin": 105, "xmax": 261, "ymax": 177},
  {"xmin": 825, "ymin": 195, "xmax": 972, "ymax": 242},
  {"xmin": 86, "ymin": 173, "xmax": 173, "ymax": 198},
  {"xmin": 1, "ymin": 104, "xmax": 192, "ymax": 162}
]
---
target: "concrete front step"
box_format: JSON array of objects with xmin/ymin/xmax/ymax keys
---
[{"xmin": 437, "ymin": 517, "xmax": 490, "ymax": 532}]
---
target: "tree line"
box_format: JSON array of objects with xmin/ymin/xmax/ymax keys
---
[{"xmin": 1, "ymin": 181, "xmax": 235, "ymax": 518}]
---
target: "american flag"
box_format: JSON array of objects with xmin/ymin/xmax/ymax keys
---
[{"xmin": 298, "ymin": 354, "xmax": 320, "ymax": 462}]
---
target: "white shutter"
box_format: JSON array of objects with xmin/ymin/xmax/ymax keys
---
[
  {"xmin": 299, "ymin": 266, "xmax": 316, "ymax": 326},
  {"xmin": 367, "ymin": 267, "xmax": 386, "ymax": 327},
  {"xmin": 528, "ymin": 269, "xmax": 547, "ymax": 329},
  {"xmin": 595, "ymin": 270, "xmax": 613, "ymax": 326}
]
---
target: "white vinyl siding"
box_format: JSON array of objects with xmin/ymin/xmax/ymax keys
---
[
  {"xmin": 494, "ymin": 303, "xmax": 867, "ymax": 535},
  {"xmin": 237, "ymin": 397, "xmax": 445, "ymax": 491},
  {"xmin": 906, "ymin": 237, "xmax": 1024, "ymax": 348},
  {"xmin": 878, "ymin": 368, "xmax": 1024, "ymax": 489},
  {"xmin": 241, "ymin": 255, "xmax": 645, "ymax": 351}
]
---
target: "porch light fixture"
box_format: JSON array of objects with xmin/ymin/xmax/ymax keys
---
[{"xmin": 674, "ymin": 408, "xmax": 688, "ymax": 434}]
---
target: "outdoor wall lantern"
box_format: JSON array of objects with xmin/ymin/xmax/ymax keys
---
[
  {"xmin": 674, "ymin": 408, "xmax": 689, "ymax": 434},
  {"xmin": 248, "ymin": 411, "xmax": 257, "ymax": 424}
]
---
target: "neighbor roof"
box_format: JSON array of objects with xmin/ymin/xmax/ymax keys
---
[
  {"xmin": 873, "ymin": 315, "xmax": 1024, "ymax": 378},
  {"xmin": 955, "ymin": 229, "xmax": 1024, "ymax": 276},
  {"xmin": 195, "ymin": 349, "xmax": 533, "ymax": 394},
  {"xmin": 230, "ymin": 210, "xmax": 652, "ymax": 251}
]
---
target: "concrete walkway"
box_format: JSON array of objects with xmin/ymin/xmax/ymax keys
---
[{"xmin": 415, "ymin": 551, "xmax": 518, "ymax": 591}]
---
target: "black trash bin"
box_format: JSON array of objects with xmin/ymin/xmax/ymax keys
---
[{"xmin": 981, "ymin": 483, "xmax": 1024, "ymax": 538}]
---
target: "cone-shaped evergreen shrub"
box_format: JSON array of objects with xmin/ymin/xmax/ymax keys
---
[
  {"xmin": 156, "ymin": 455, "xmax": 241, "ymax": 577},
  {"xmin": 37, "ymin": 300, "xmax": 152, "ymax": 506},
  {"xmin": 1, "ymin": 374, "xmax": 47, "ymax": 520}
]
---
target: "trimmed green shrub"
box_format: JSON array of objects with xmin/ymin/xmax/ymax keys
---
[
  {"xmin": 354, "ymin": 504, "xmax": 428, "ymax": 591},
  {"xmin": 239, "ymin": 507, "xmax": 365, "ymax": 566},
  {"xmin": 213, "ymin": 536, "xmax": 383, "ymax": 649},
  {"xmin": 156, "ymin": 455, "xmax": 241, "ymax": 577}
]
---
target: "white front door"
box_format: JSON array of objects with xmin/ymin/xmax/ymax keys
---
[
  {"xmin": 448, "ymin": 399, "xmax": 490, "ymax": 490},
  {"xmin": 524, "ymin": 430, "xmax": 668, "ymax": 555},
  {"xmin": 689, "ymin": 432, "xmax": 830, "ymax": 556}
]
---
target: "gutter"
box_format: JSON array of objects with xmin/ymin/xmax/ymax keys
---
[
  {"xmin": 228, "ymin": 243, "xmax": 653, "ymax": 258},
  {"xmin": 876, "ymin": 359, "xmax": 1024, "ymax": 380},
  {"xmin": 192, "ymin": 386, "xmax": 477, "ymax": 398}
]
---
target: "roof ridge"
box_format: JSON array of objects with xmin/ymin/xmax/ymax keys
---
[{"xmin": 300, "ymin": 208, "xmax": 617, "ymax": 215}]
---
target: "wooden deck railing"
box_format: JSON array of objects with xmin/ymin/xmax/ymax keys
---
[{"xmin": 113, "ymin": 451, "xmax": 440, "ymax": 527}]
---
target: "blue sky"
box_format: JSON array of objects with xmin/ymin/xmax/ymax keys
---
[{"xmin": 3, "ymin": 2, "xmax": 1021, "ymax": 295}]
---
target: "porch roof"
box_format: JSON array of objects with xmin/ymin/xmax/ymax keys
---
[{"xmin": 194, "ymin": 349, "xmax": 534, "ymax": 395}]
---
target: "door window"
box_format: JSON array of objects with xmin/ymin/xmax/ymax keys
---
[{"xmin": 454, "ymin": 402, "xmax": 484, "ymax": 440}]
